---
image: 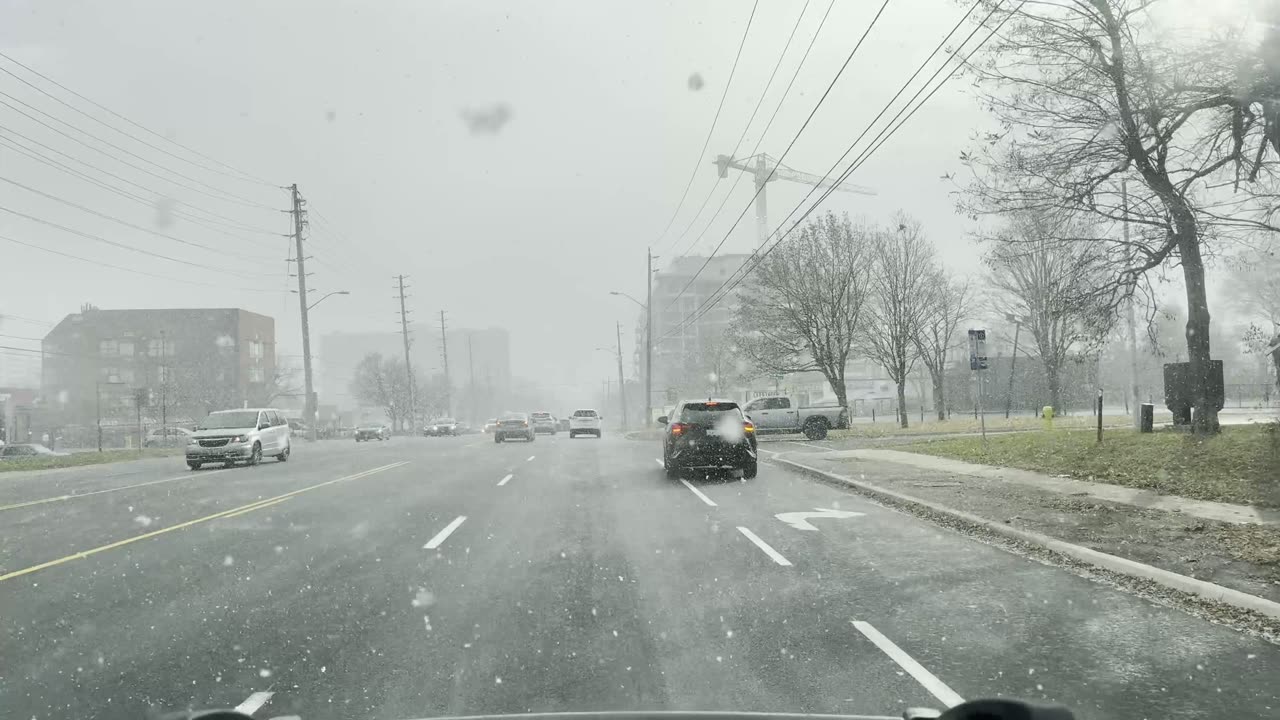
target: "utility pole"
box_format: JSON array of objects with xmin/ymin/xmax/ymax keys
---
[
  {"xmin": 290, "ymin": 183, "xmax": 315, "ymax": 440},
  {"xmin": 645, "ymin": 247, "xmax": 653, "ymax": 427},
  {"xmin": 616, "ymin": 321, "xmax": 629, "ymax": 431},
  {"xmin": 468, "ymin": 333, "xmax": 476, "ymax": 422},
  {"xmin": 395, "ymin": 275, "xmax": 415, "ymax": 433},
  {"xmin": 1004, "ymin": 318, "xmax": 1021, "ymax": 419},
  {"xmin": 1122, "ymin": 179, "xmax": 1141, "ymax": 428},
  {"xmin": 439, "ymin": 310, "xmax": 451, "ymax": 416},
  {"xmin": 160, "ymin": 329, "xmax": 167, "ymax": 437}
]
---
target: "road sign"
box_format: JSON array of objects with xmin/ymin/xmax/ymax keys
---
[
  {"xmin": 968, "ymin": 329, "xmax": 988, "ymax": 370},
  {"xmin": 775, "ymin": 507, "xmax": 865, "ymax": 532}
]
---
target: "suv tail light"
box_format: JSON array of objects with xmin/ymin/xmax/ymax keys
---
[
  {"xmin": 744, "ymin": 421, "xmax": 755, "ymax": 433},
  {"xmin": 670, "ymin": 422, "xmax": 690, "ymax": 436}
]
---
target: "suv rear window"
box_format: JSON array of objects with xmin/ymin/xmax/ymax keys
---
[
  {"xmin": 531, "ymin": 412, "xmax": 552, "ymax": 419},
  {"xmin": 679, "ymin": 402, "xmax": 742, "ymax": 425},
  {"xmin": 572, "ymin": 409, "xmax": 598, "ymax": 418}
]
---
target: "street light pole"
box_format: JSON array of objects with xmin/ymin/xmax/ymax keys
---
[
  {"xmin": 645, "ymin": 247, "xmax": 653, "ymax": 427},
  {"xmin": 616, "ymin": 321, "xmax": 629, "ymax": 431},
  {"xmin": 1005, "ymin": 318, "xmax": 1021, "ymax": 419}
]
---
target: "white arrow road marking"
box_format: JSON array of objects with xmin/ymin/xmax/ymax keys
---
[
  {"xmin": 736, "ymin": 527, "xmax": 792, "ymax": 566},
  {"xmin": 775, "ymin": 507, "xmax": 865, "ymax": 531},
  {"xmin": 498, "ymin": 473, "xmax": 513, "ymax": 486},
  {"xmin": 423, "ymin": 515, "xmax": 467, "ymax": 550},
  {"xmin": 527, "ymin": 455, "xmax": 536, "ymax": 462},
  {"xmin": 235, "ymin": 691, "xmax": 274, "ymax": 715},
  {"xmin": 679, "ymin": 479, "xmax": 717, "ymax": 507},
  {"xmin": 852, "ymin": 620, "xmax": 964, "ymax": 708}
]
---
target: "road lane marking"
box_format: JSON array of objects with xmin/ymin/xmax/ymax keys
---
[
  {"xmin": 775, "ymin": 507, "xmax": 865, "ymax": 531},
  {"xmin": 498, "ymin": 473, "xmax": 513, "ymax": 486},
  {"xmin": 654, "ymin": 458, "xmax": 663, "ymax": 467},
  {"xmin": 235, "ymin": 691, "xmax": 274, "ymax": 715},
  {"xmin": 736, "ymin": 526, "xmax": 792, "ymax": 566},
  {"xmin": 679, "ymin": 479, "xmax": 717, "ymax": 507},
  {"xmin": 852, "ymin": 620, "xmax": 964, "ymax": 708},
  {"xmin": 526, "ymin": 455, "xmax": 535, "ymax": 462},
  {"xmin": 0, "ymin": 461, "xmax": 409, "ymax": 583},
  {"xmin": 0, "ymin": 469, "xmax": 230, "ymax": 512},
  {"xmin": 423, "ymin": 515, "xmax": 467, "ymax": 550},
  {"xmin": 222, "ymin": 496, "xmax": 291, "ymax": 518}
]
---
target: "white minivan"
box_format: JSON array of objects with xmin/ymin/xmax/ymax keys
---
[
  {"xmin": 568, "ymin": 409, "xmax": 602, "ymax": 439},
  {"xmin": 186, "ymin": 407, "xmax": 292, "ymax": 470}
]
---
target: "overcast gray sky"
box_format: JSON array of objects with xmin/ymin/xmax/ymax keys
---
[{"xmin": 0, "ymin": 0, "xmax": 1248, "ymax": 404}]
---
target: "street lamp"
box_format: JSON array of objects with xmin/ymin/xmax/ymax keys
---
[
  {"xmin": 609, "ymin": 289, "xmax": 649, "ymax": 428},
  {"xmin": 1003, "ymin": 312, "xmax": 1030, "ymax": 418},
  {"xmin": 308, "ymin": 290, "xmax": 350, "ymax": 312},
  {"xmin": 609, "ymin": 291, "xmax": 644, "ymax": 310}
]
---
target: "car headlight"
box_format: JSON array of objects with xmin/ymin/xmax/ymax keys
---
[
  {"xmin": 230, "ymin": 435, "xmax": 247, "ymax": 443},
  {"xmin": 187, "ymin": 439, "xmax": 199, "ymax": 446}
]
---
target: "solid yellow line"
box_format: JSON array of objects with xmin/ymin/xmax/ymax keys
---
[
  {"xmin": 222, "ymin": 496, "xmax": 291, "ymax": 518},
  {"xmin": 0, "ymin": 461, "xmax": 409, "ymax": 583},
  {"xmin": 0, "ymin": 469, "xmax": 230, "ymax": 513}
]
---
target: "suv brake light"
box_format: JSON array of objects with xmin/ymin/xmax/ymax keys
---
[
  {"xmin": 744, "ymin": 421, "xmax": 755, "ymax": 433},
  {"xmin": 670, "ymin": 422, "xmax": 690, "ymax": 436}
]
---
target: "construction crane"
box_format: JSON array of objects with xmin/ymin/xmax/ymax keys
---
[{"xmin": 713, "ymin": 153, "xmax": 876, "ymax": 247}]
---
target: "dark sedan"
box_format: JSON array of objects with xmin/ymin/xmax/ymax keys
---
[
  {"xmin": 494, "ymin": 412, "xmax": 535, "ymax": 443},
  {"xmin": 354, "ymin": 425, "xmax": 390, "ymax": 442}
]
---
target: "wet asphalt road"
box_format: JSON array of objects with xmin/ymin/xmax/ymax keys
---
[{"xmin": 1, "ymin": 433, "xmax": 1277, "ymax": 720}]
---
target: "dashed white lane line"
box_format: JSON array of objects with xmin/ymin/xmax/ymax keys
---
[
  {"xmin": 852, "ymin": 620, "xmax": 964, "ymax": 708},
  {"xmin": 527, "ymin": 455, "xmax": 536, "ymax": 462},
  {"xmin": 234, "ymin": 691, "xmax": 274, "ymax": 715},
  {"xmin": 498, "ymin": 473, "xmax": 513, "ymax": 486},
  {"xmin": 423, "ymin": 515, "xmax": 467, "ymax": 550},
  {"xmin": 736, "ymin": 526, "xmax": 792, "ymax": 566},
  {"xmin": 679, "ymin": 478, "xmax": 717, "ymax": 507}
]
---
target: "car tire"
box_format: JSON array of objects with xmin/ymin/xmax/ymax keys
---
[
  {"xmin": 664, "ymin": 454, "xmax": 679, "ymax": 479},
  {"xmin": 595, "ymin": 430, "xmax": 602, "ymax": 438},
  {"xmin": 803, "ymin": 417, "xmax": 830, "ymax": 440},
  {"xmin": 187, "ymin": 461, "xmax": 202, "ymax": 470},
  {"xmin": 742, "ymin": 459, "xmax": 758, "ymax": 479},
  {"xmin": 276, "ymin": 443, "xmax": 290, "ymax": 462},
  {"xmin": 569, "ymin": 431, "xmax": 576, "ymax": 439},
  {"xmin": 247, "ymin": 443, "xmax": 262, "ymax": 466},
  {"xmin": 494, "ymin": 434, "xmax": 503, "ymax": 443}
]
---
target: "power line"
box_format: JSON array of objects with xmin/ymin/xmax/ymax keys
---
[
  {"xmin": 0, "ymin": 232, "xmax": 281, "ymax": 293},
  {"xmin": 0, "ymin": 95, "xmax": 277, "ymax": 211},
  {"xmin": 662, "ymin": 0, "xmax": 894, "ymax": 313},
  {"xmin": 0, "ymin": 313, "xmax": 54, "ymax": 327},
  {"xmin": 0, "ymin": 175, "xmax": 278, "ymax": 263},
  {"xmin": 0, "ymin": 50, "xmax": 276, "ymax": 187},
  {"xmin": 665, "ymin": 0, "xmax": 816, "ymax": 256},
  {"xmin": 659, "ymin": 0, "xmax": 1018, "ymax": 341},
  {"xmin": 0, "ymin": 125, "xmax": 280, "ymax": 234},
  {"xmin": 652, "ymin": 0, "xmax": 761, "ymax": 247},
  {"xmin": 673, "ymin": 0, "xmax": 837, "ymax": 259},
  {"xmin": 0, "ymin": 205, "xmax": 279, "ymax": 280}
]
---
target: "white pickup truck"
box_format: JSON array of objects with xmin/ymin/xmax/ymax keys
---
[{"xmin": 741, "ymin": 396, "xmax": 847, "ymax": 440}]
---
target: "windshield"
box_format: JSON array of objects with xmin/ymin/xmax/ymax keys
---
[
  {"xmin": 6, "ymin": 4, "xmax": 1277, "ymax": 720},
  {"xmin": 197, "ymin": 411, "xmax": 259, "ymax": 430}
]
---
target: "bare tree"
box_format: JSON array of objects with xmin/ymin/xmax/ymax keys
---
[
  {"xmin": 863, "ymin": 215, "xmax": 936, "ymax": 427},
  {"xmin": 913, "ymin": 272, "xmax": 970, "ymax": 421},
  {"xmin": 959, "ymin": 0, "xmax": 1280, "ymax": 433},
  {"xmin": 731, "ymin": 211, "xmax": 871, "ymax": 409},
  {"xmin": 350, "ymin": 352, "xmax": 408, "ymax": 430},
  {"xmin": 984, "ymin": 213, "xmax": 1114, "ymax": 412},
  {"xmin": 248, "ymin": 357, "xmax": 302, "ymax": 407}
]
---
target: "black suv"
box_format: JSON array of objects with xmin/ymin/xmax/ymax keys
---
[{"xmin": 659, "ymin": 400, "xmax": 758, "ymax": 480}]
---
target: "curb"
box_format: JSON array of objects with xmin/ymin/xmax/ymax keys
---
[{"xmin": 769, "ymin": 455, "xmax": 1280, "ymax": 621}]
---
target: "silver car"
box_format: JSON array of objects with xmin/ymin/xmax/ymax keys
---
[{"xmin": 186, "ymin": 408, "xmax": 292, "ymax": 470}]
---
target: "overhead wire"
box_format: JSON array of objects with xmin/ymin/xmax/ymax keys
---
[
  {"xmin": 0, "ymin": 233, "xmax": 281, "ymax": 293},
  {"xmin": 674, "ymin": 0, "xmax": 837, "ymax": 260},
  {"xmin": 652, "ymin": 0, "xmax": 762, "ymax": 248},
  {"xmin": 0, "ymin": 125, "xmax": 280, "ymax": 234},
  {"xmin": 661, "ymin": 0, "xmax": 895, "ymax": 313},
  {"xmin": 659, "ymin": 0, "xmax": 1019, "ymax": 341},
  {"xmin": 0, "ymin": 175, "xmax": 278, "ymax": 263},
  {"xmin": 665, "ymin": 0, "xmax": 817, "ymax": 256},
  {"xmin": 0, "ymin": 313, "xmax": 55, "ymax": 327},
  {"xmin": 0, "ymin": 95, "xmax": 277, "ymax": 211},
  {"xmin": 0, "ymin": 49, "xmax": 277, "ymax": 187},
  {"xmin": 0, "ymin": 205, "xmax": 280, "ymax": 280}
]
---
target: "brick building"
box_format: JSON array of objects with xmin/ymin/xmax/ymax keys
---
[{"xmin": 42, "ymin": 308, "xmax": 276, "ymax": 439}]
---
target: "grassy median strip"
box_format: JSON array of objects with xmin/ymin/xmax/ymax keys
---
[
  {"xmin": 826, "ymin": 413, "xmax": 1173, "ymax": 439},
  {"xmin": 903, "ymin": 424, "xmax": 1280, "ymax": 508},
  {"xmin": 0, "ymin": 448, "xmax": 183, "ymax": 474}
]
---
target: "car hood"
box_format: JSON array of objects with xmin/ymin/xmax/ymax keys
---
[{"xmin": 191, "ymin": 426, "xmax": 255, "ymax": 439}]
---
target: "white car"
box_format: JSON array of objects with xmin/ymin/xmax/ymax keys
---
[
  {"xmin": 186, "ymin": 407, "xmax": 292, "ymax": 469},
  {"xmin": 568, "ymin": 408, "xmax": 602, "ymax": 439}
]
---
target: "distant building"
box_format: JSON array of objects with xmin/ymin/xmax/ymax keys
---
[
  {"xmin": 650, "ymin": 254, "xmax": 753, "ymax": 397},
  {"xmin": 41, "ymin": 308, "xmax": 276, "ymax": 439}
]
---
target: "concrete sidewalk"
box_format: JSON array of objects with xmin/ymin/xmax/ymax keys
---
[{"xmin": 814, "ymin": 447, "xmax": 1280, "ymax": 526}]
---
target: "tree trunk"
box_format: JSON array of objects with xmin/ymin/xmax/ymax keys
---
[
  {"xmin": 1179, "ymin": 234, "xmax": 1220, "ymax": 434},
  {"xmin": 896, "ymin": 380, "xmax": 908, "ymax": 428},
  {"xmin": 933, "ymin": 375, "xmax": 946, "ymax": 421},
  {"xmin": 1046, "ymin": 362, "xmax": 1062, "ymax": 414}
]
